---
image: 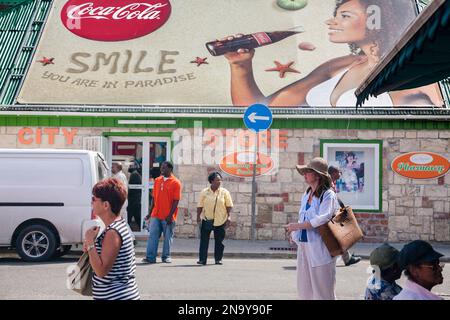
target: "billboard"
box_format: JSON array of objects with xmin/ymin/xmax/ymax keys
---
[{"xmin": 17, "ymin": 0, "xmax": 444, "ymax": 107}]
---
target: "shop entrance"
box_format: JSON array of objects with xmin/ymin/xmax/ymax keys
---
[{"xmin": 108, "ymin": 136, "xmax": 170, "ymax": 235}]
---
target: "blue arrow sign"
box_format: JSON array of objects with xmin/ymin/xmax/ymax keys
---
[{"xmin": 244, "ymin": 104, "xmax": 273, "ymax": 133}]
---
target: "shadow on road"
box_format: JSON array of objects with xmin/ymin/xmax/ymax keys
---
[
  {"xmin": 282, "ymin": 266, "xmax": 296, "ymax": 271},
  {"xmin": 165, "ymin": 264, "xmax": 221, "ymax": 268},
  {"xmin": 0, "ymin": 255, "xmax": 79, "ymax": 266},
  {"xmin": 136, "ymin": 262, "xmax": 216, "ymax": 268}
]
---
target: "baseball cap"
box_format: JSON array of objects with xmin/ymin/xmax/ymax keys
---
[
  {"xmin": 370, "ymin": 243, "xmax": 400, "ymax": 271},
  {"xmin": 398, "ymin": 240, "xmax": 444, "ymax": 269}
]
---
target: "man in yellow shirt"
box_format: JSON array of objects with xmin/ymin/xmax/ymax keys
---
[{"xmin": 196, "ymin": 172, "xmax": 233, "ymax": 265}]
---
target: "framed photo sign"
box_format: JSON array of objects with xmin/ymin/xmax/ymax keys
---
[{"xmin": 321, "ymin": 140, "xmax": 382, "ymax": 212}]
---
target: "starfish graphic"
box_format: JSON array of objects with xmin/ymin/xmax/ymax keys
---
[
  {"xmin": 37, "ymin": 57, "xmax": 54, "ymax": 66},
  {"xmin": 190, "ymin": 57, "xmax": 208, "ymax": 67},
  {"xmin": 265, "ymin": 61, "xmax": 300, "ymax": 78}
]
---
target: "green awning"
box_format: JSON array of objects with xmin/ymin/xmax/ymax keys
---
[
  {"xmin": 0, "ymin": 0, "xmax": 29, "ymax": 11},
  {"xmin": 356, "ymin": 0, "xmax": 450, "ymax": 107}
]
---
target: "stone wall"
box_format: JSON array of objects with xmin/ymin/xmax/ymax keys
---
[
  {"xmin": 174, "ymin": 128, "xmax": 450, "ymax": 243},
  {"xmin": 1, "ymin": 126, "xmax": 449, "ymax": 242}
]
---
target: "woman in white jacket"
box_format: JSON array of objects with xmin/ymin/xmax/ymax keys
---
[{"xmin": 286, "ymin": 157, "xmax": 339, "ymax": 300}]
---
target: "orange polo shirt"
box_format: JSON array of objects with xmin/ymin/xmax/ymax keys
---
[{"xmin": 151, "ymin": 174, "xmax": 182, "ymax": 220}]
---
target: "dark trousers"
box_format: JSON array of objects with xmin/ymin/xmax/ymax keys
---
[
  {"xmin": 127, "ymin": 203, "xmax": 141, "ymax": 229},
  {"xmin": 199, "ymin": 221, "xmax": 225, "ymax": 263}
]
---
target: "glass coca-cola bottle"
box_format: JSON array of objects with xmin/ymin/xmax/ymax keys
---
[{"xmin": 206, "ymin": 27, "xmax": 304, "ymax": 56}]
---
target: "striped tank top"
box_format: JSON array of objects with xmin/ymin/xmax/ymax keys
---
[{"xmin": 93, "ymin": 219, "xmax": 140, "ymax": 300}]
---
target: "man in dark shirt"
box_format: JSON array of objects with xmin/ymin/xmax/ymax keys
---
[{"xmin": 127, "ymin": 164, "xmax": 142, "ymax": 231}]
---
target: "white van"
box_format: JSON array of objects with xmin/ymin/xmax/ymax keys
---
[{"xmin": 0, "ymin": 149, "xmax": 108, "ymax": 262}]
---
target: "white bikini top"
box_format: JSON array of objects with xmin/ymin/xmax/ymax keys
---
[{"xmin": 305, "ymin": 68, "xmax": 393, "ymax": 107}]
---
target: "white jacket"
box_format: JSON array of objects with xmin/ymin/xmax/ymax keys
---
[{"xmin": 291, "ymin": 189, "xmax": 339, "ymax": 267}]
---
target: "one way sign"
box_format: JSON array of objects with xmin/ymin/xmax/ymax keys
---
[{"xmin": 244, "ymin": 104, "xmax": 273, "ymax": 133}]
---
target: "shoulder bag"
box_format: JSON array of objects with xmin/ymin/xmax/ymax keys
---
[
  {"xmin": 203, "ymin": 191, "xmax": 220, "ymax": 232},
  {"xmin": 317, "ymin": 193, "xmax": 364, "ymax": 257},
  {"xmin": 67, "ymin": 251, "xmax": 93, "ymax": 296}
]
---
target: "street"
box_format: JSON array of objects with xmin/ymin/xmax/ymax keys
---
[{"xmin": 0, "ymin": 252, "xmax": 449, "ymax": 300}]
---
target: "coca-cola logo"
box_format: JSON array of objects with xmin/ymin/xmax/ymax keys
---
[{"xmin": 61, "ymin": 0, "xmax": 172, "ymax": 42}]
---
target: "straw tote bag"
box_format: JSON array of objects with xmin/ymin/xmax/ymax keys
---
[{"xmin": 318, "ymin": 197, "xmax": 364, "ymax": 257}]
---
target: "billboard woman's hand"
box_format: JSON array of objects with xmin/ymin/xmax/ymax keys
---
[{"xmin": 222, "ymin": 34, "xmax": 255, "ymax": 64}]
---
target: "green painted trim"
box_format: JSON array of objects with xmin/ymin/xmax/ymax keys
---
[
  {"xmin": 0, "ymin": 114, "xmax": 450, "ymax": 130},
  {"xmin": 103, "ymin": 132, "xmax": 173, "ymax": 137},
  {"xmin": 320, "ymin": 139, "xmax": 383, "ymax": 213}
]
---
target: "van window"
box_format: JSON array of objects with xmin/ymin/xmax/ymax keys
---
[
  {"xmin": 0, "ymin": 157, "xmax": 83, "ymax": 186},
  {"xmin": 96, "ymin": 155, "xmax": 108, "ymax": 181}
]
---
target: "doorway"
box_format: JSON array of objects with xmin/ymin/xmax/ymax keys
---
[{"xmin": 108, "ymin": 136, "xmax": 171, "ymax": 236}]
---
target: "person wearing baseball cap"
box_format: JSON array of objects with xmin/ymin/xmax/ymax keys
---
[
  {"xmin": 285, "ymin": 157, "xmax": 339, "ymax": 300},
  {"xmin": 328, "ymin": 165, "xmax": 361, "ymax": 267},
  {"xmin": 365, "ymin": 243, "xmax": 402, "ymax": 300},
  {"xmin": 393, "ymin": 240, "xmax": 445, "ymax": 300}
]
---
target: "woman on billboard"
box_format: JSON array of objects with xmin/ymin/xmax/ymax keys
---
[{"xmin": 224, "ymin": 0, "xmax": 442, "ymax": 107}]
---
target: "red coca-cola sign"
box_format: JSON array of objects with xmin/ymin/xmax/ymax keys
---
[{"xmin": 61, "ymin": 0, "xmax": 172, "ymax": 42}]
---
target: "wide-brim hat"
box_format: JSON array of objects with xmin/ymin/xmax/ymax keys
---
[{"xmin": 296, "ymin": 157, "xmax": 332, "ymax": 181}]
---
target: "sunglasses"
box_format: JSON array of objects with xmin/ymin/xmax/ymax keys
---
[{"xmin": 420, "ymin": 261, "xmax": 445, "ymax": 272}]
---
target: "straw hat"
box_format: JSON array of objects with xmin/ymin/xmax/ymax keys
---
[{"xmin": 296, "ymin": 157, "xmax": 332, "ymax": 182}]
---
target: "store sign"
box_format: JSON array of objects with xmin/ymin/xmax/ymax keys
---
[
  {"xmin": 18, "ymin": 0, "xmax": 444, "ymax": 108},
  {"xmin": 391, "ymin": 152, "xmax": 450, "ymax": 179},
  {"xmin": 18, "ymin": 127, "xmax": 78, "ymax": 145},
  {"xmin": 61, "ymin": 0, "xmax": 172, "ymax": 41},
  {"xmin": 113, "ymin": 141, "xmax": 138, "ymax": 156},
  {"xmin": 219, "ymin": 151, "xmax": 274, "ymax": 177}
]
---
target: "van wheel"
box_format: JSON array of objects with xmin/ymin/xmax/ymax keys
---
[
  {"xmin": 16, "ymin": 225, "xmax": 57, "ymax": 262},
  {"xmin": 53, "ymin": 245, "xmax": 72, "ymax": 258}
]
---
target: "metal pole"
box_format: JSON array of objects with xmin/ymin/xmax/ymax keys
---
[{"xmin": 250, "ymin": 132, "xmax": 259, "ymax": 241}]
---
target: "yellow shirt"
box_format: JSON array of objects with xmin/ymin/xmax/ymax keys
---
[{"xmin": 198, "ymin": 187, "xmax": 233, "ymax": 226}]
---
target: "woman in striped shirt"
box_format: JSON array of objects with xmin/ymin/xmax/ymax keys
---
[{"xmin": 84, "ymin": 178, "xmax": 140, "ymax": 300}]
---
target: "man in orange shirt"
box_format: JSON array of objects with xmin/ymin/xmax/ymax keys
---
[{"xmin": 142, "ymin": 161, "xmax": 182, "ymax": 264}]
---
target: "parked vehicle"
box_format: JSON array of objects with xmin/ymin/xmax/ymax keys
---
[{"xmin": 0, "ymin": 149, "xmax": 108, "ymax": 262}]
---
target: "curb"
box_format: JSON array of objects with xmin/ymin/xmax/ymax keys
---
[
  {"xmin": 70, "ymin": 250, "xmax": 297, "ymax": 259},
  {"xmin": 69, "ymin": 250, "xmax": 450, "ymax": 262},
  {"xmin": 353, "ymin": 255, "xmax": 450, "ymax": 263}
]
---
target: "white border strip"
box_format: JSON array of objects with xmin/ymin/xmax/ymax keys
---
[
  {"xmin": 117, "ymin": 120, "xmax": 176, "ymax": 125},
  {"xmin": 1, "ymin": 110, "xmax": 449, "ymax": 120}
]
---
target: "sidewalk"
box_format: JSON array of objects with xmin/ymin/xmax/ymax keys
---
[{"xmin": 122, "ymin": 238, "xmax": 450, "ymax": 262}]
